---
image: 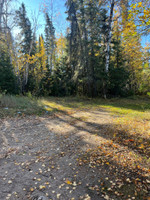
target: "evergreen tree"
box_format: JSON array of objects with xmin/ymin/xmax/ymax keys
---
[
  {"xmin": 66, "ymin": 0, "xmax": 82, "ymax": 94},
  {"xmin": 0, "ymin": 43, "xmax": 18, "ymax": 94},
  {"xmin": 45, "ymin": 13, "xmax": 56, "ymax": 71},
  {"xmin": 34, "ymin": 35, "xmax": 47, "ymax": 95},
  {"xmin": 16, "ymin": 3, "xmax": 35, "ymax": 93},
  {"xmin": 52, "ymin": 56, "xmax": 72, "ymax": 96},
  {"xmin": 66, "ymin": 0, "xmax": 110, "ymax": 97},
  {"xmin": 0, "ymin": 0, "xmax": 148, "ymax": 98},
  {"xmin": 16, "ymin": 3, "xmax": 32, "ymax": 54}
]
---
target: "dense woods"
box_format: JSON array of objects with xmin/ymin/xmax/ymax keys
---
[{"xmin": 0, "ymin": 0, "xmax": 150, "ymax": 97}]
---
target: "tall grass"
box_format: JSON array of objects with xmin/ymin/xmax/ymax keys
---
[
  {"xmin": 0, "ymin": 94, "xmax": 44, "ymax": 117},
  {"xmin": 0, "ymin": 95, "xmax": 33, "ymax": 108}
]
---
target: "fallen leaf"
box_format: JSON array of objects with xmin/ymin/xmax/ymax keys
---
[
  {"xmin": 39, "ymin": 185, "xmax": 46, "ymax": 190},
  {"xmin": 66, "ymin": 179, "xmax": 72, "ymax": 185},
  {"xmin": 8, "ymin": 180, "xmax": 12, "ymax": 184},
  {"xmin": 30, "ymin": 188, "xmax": 34, "ymax": 192}
]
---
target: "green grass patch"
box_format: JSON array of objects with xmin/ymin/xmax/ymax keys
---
[
  {"xmin": 0, "ymin": 95, "xmax": 150, "ymax": 120},
  {"xmin": 0, "ymin": 95, "xmax": 45, "ymax": 118},
  {"xmin": 40, "ymin": 96, "xmax": 150, "ymax": 120}
]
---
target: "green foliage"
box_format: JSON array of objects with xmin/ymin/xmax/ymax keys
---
[
  {"xmin": 16, "ymin": 3, "xmax": 33, "ymax": 54},
  {"xmin": 39, "ymin": 68, "xmax": 53, "ymax": 96},
  {"xmin": 0, "ymin": 1, "xmax": 149, "ymax": 98},
  {"xmin": 108, "ymin": 66, "xmax": 129, "ymax": 97},
  {"xmin": 15, "ymin": 3, "xmax": 36, "ymax": 93},
  {"xmin": 45, "ymin": 13, "xmax": 56, "ymax": 70},
  {"xmin": 0, "ymin": 49, "xmax": 18, "ymax": 94},
  {"xmin": 52, "ymin": 57, "xmax": 73, "ymax": 96}
]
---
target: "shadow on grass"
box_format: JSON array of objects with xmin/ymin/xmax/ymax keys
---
[
  {"xmin": 0, "ymin": 95, "xmax": 150, "ymax": 118},
  {"xmin": 42, "ymin": 101, "xmax": 150, "ymax": 161},
  {"xmin": 61, "ymin": 111, "xmax": 150, "ymax": 158},
  {"xmin": 0, "ymin": 95, "xmax": 149, "ymax": 160},
  {"xmin": 47, "ymin": 96, "xmax": 150, "ymax": 112}
]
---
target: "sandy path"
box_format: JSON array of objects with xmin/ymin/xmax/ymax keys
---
[
  {"xmin": 0, "ymin": 109, "xmax": 149, "ymax": 200},
  {"xmin": 0, "ymin": 109, "xmax": 113, "ymax": 200}
]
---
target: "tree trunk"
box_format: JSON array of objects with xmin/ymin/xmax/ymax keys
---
[
  {"xmin": 105, "ymin": 0, "xmax": 115, "ymax": 73},
  {"xmin": 80, "ymin": 0, "xmax": 89, "ymax": 94},
  {"xmin": 103, "ymin": 0, "xmax": 115, "ymax": 99},
  {"xmin": 0, "ymin": 0, "xmax": 4, "ymax": 30}
]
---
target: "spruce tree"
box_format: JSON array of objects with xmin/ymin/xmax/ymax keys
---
[
  {"xmin": 0, "ymin": 44, "xmax": 18, "ymax": 94},
  {"xmin": 66, "ymin": 0, "xmax": 82, "ymax": 93},
  {"xmin": 45, "ymin": 13, "xmax": 56, "ymax": 71},
  {"xmin": 16, "ymin": 3, "xmax": 35, "ymax": 93},
  {"xmin": 16, "ymin": 3, "xmax": 32, "ymax": 54}
]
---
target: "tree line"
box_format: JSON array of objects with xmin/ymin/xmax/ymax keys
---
[{"xmin": 0, "ymin": 0, "xmax": 150, "ymax": 97}]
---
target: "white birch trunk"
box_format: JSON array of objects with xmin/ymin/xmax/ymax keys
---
[
  {"xmin": 0, "ymin": 0, "xmax": 4, "ymax": 29},
  {"xmin": 105, "ymin": 0, "xmax": 115, "ymax": 73}
]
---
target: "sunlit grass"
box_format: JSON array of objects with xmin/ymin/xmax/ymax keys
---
[
  {"xmin": 39, "ymin": 99, "xmax": 73, "ymax": 112},
  {"xmin": 0, "ymin": 95, "xmax": 150, "ymax": 121},
  {"xmin": 40, "ymin": 96, "xmax": 150, "ymax": 120},
  {"xmin": 101, "ymin": 104, "xmax": 150, "ymax": 120}
]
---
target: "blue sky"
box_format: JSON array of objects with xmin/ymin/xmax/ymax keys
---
[
  {"xmin": 14, "ymin": 0, "xmax": 149, "ymax": 46},
  {"xmin": 16, "ymin": 0, "xmax": 68, "ymax": 36},
  {"xmin": 141, "ymin": 36, "xmax": 150, "ymax": 47}
]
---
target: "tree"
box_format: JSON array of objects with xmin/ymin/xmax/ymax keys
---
[
  {"xmin": 33, "ymin": 35, "xmax": 47, "ymax": 94},
  {"xmin": 0, "ymin": 0, "xmax": 148, "ymax": 98},
  {"xmin": 45, "ymin": 12, "xmax": 56, "ymax": 71},
  {"xmin": 105, "ymin": 0, "xmax": 115, "ymax": 73},
  {"xmin": 66, "ymin": 0, "xmax": 81, "ymax": 93},
  {"xmin": 128, "ymin": 1, "xmax": 150, "ymax": 35},
  {"xmin": 0, "ymin": 0, "xmax": 4, "ymax": 30},
  {"xmin": 16, "ymin": 3, "xmax": 36, "ymax": 93},
  {"xmin": 120, "ymin": 2, "xmax": 143, "ymax": 93},
  {"xmin": 56, "ymin": 33, "xmax": 67, "ymax": 62},
  {"xmin": 0, "ymin": 41, "xmax": 18, "ymax": 94}
]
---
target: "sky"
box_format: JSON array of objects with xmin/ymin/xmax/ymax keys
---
[
  {"xmin": 13, "ymin": 0, "xmax": 68, "ymax": 37},
  {"xmin": 13, "ymin": 0, "xmax": 149, "ymax": 46}
]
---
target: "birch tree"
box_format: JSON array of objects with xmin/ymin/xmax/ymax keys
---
[
  {"xmin": 105, "ymin": 0, "xmax": 115, "ymax": 73},
  {"xmin": 0, "ymin": 0, "xmax": 4, "ymax": 30}
]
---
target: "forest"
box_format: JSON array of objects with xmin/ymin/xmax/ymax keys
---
[{"xmin": 0, "ymin": 0, "xmax": 150, "ymax": 98}]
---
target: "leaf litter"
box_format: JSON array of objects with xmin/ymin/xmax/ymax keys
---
[{"xmin": 0, "ymin": 108, "xmax": 149, "ymax": 200}]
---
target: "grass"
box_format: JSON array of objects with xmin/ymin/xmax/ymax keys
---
[
  {"xmin": 0, "ymin": 95, "xmax": 150, "ymax": 119},
  {"xmin": 40, "ymin": 96, "xmax": 150, "ymax": 121},
  {"xmin": 0, "ymin": 95, "xmax": 45, "ymax": 118}
]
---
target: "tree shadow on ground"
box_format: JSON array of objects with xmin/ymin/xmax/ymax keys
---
[
  {"xmin": 47, "ymin": 96, "xmax": 150, "ymax": 112},
  {"xmin": 0, "ymin": 96, "xmax": 150, "ymax": 199},
  {"xmin": 0, "ymin": 111, "xmax": 149, "ymax": 200},
  {"xmin": 44, "ymin": 103, "xmax": 150, "ymax": 159},
  {"xmin": 40, "ymin": 113, "xmax": 150, "ymax": 200}
]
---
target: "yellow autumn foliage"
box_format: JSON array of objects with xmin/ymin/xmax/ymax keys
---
[{"xmin": 56, "ymin": 33, "xmax": 66, "ymax": 61}]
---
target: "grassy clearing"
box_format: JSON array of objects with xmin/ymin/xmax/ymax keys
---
[
  {"xmin": 40, "ymin": 96, "xmax": 150, "ymax": 119},
  {"xmin": 0, "ymin": 95, "xmax": 150, "ymax": 118}
]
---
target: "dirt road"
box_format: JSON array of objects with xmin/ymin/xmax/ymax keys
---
[{"xmin": 0, "ymin": 109, "xmax": 149, "ymax": 200}]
